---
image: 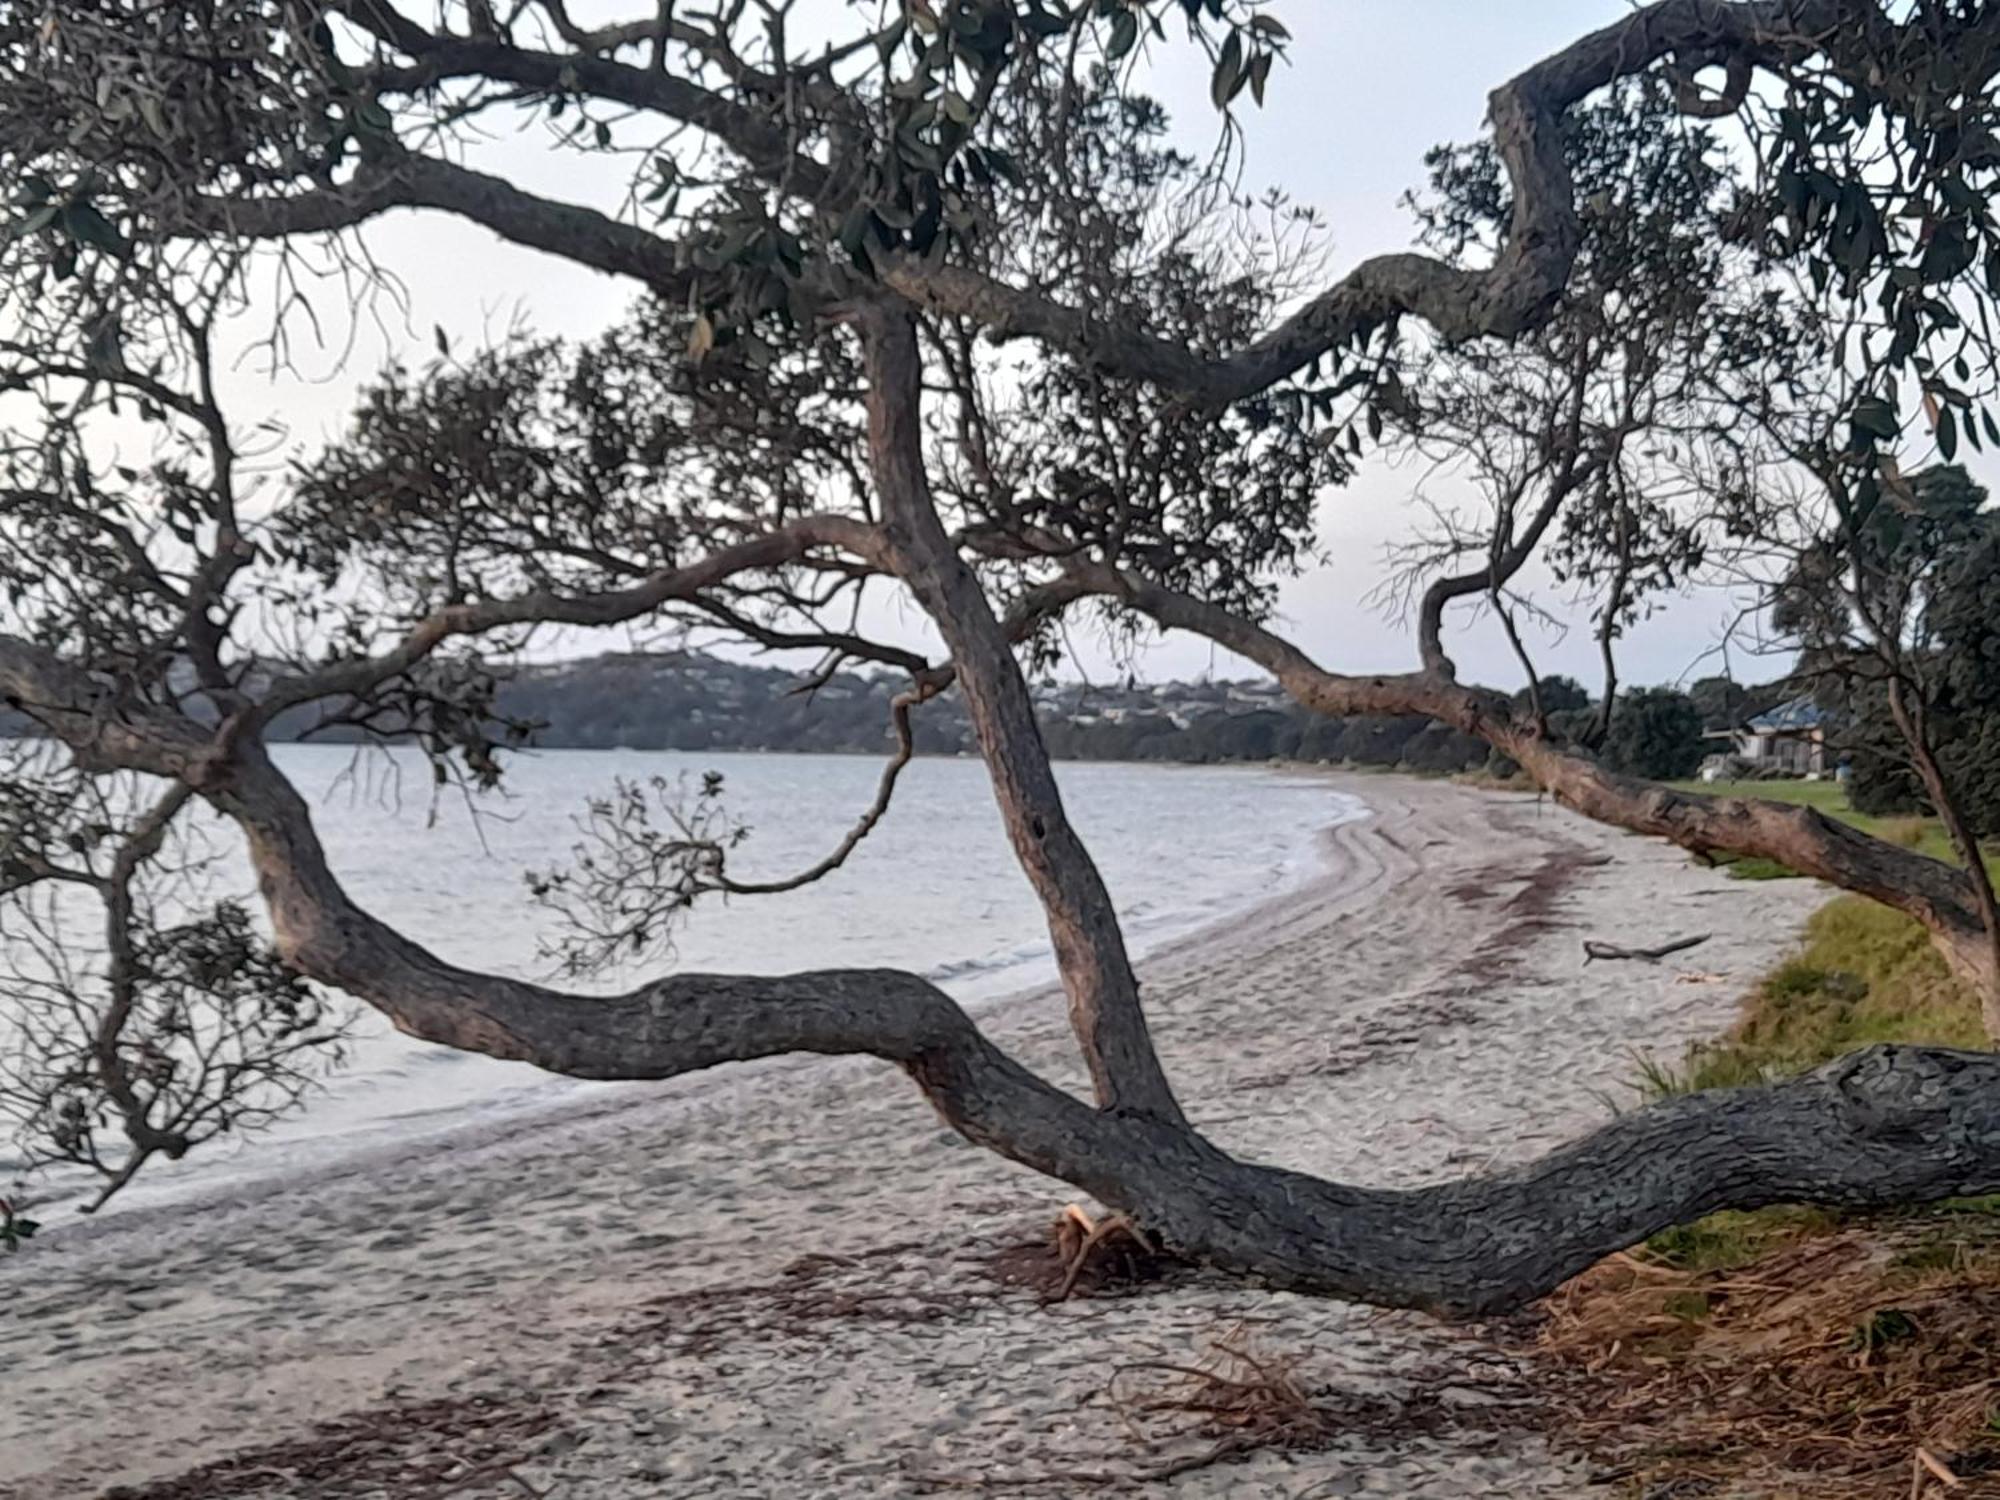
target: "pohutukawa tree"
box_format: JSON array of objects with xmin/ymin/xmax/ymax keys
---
[{"xmin": 3, "ymin": 0, "xmax": 2000, "ymax": 1312}]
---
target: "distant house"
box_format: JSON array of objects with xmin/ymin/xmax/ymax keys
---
[{"xmin": 1732, "ymin": 695, "xmax": 1829, "ymax": 775}]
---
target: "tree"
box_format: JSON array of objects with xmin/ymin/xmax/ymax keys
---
[
  {"xmin": 1689, "ymin": 675, "xmax": 1754, "ymax": 733},
  {"xmin": 1598, "ymin": 687, "xmax": 1705, "ymax": 781},
  {"xmin": 1780, "ymin": 469, "xmax": 2000, "ymax": 837},
  {"xmin": 4, "ymin": 2, "xmax": 2000, "ymax": 1315},
  {"xmin": 1515, "ymin": 676, "xmax": 1590, "ymax": 716}
]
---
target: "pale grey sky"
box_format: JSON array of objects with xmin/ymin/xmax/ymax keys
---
[{"xmin": 217, "ymin": 3, "xmax": 1795, "ymax": 693}]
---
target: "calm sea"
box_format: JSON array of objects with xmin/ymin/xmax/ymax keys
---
[{"xmin": 8, "ymin": 745, "xmax": 1364, "ymax": 1215}]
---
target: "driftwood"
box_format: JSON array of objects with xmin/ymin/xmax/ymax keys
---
[{"xmin": 1582, "ymin": 934, "xmax": 1711, "ymax": 964}]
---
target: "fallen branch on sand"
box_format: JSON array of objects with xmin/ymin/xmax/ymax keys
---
[{"xmin": 1583, "ymin": 934, "xmax": 1711, "ymax": 964}]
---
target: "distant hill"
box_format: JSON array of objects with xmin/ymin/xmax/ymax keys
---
[{"xmin": 478, "ymin": 651, "xmax": 1499, "ymax": 772}]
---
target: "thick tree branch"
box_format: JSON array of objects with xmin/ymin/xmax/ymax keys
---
[
  {"xmin": 256, "ymin": 514, "xmax": 887, "ymax": 720},
  {"xmin": 881, "ymin": 0, "xmax": 1888, "ymax": 401},
  {"xmin": 1053, "ymin": 562, "xmax": 1991, "ymax": 960},
  {"xmin": 169, "ymin": 152, "xmax": 696, "ymax": 292},
  {"xmin": 16, "ymin": 629, "xmax": 2000, "ymax": 1318},
  {"xmin": 150, "ymin": 2, "xmax": 1963, "ymax": 409},
  {"xmin": 858, "ymin": 305, "xmax": 1184, "ymax": 1124},
  {"xmin": 359, "ymin": 35, "xmax": 836, "ymax": 199}
]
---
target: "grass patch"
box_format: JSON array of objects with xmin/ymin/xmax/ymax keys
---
[
  {"xmin": 1621, "ymin": 893, "xmax": 1985, "ymax": 1272},
  {"xmin": 1631, "ymin": 897, "xmax": 1984, "ymax": 1101},
  {"xmin": 1641, "ymin": 1207, "xmax": 1841, "ymax": 1276},
  {"xmin": 1532, "ymin": 1224, "xmax": 2000, "ymax": 1496}
]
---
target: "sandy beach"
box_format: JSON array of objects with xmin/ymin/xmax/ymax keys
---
[{"xmin": 0, "ymin": 774, "xmax": 1828, "ymax": 1499}]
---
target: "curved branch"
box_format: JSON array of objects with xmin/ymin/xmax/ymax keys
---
[
  {"xmin": 212, "ymin": 742, "xmax": 1112, "ymax": 1177},
  {"xmin": 169, "ymin": 151, "xmax": 697, "ymax": 293},
  {"xmin": 361, "ymin": 36, "xmax": 836, "ymax": 199},
  {"xmin": 160, "ymin": 2, "xmax": 1905, "ymax": 408},
  {"xmin": 256, "ymin": 515, "xmax": 888, "ymax": 721},
  {"xmin": 712, "ymin": 683, "xmax": 926, "ymax": 897},
  {"xmin": 1415, "ymin": 468, "xmax": 1573, "ymax": 678},
  {"xmin": 882, "ymin": 0, "xmax": 1863, "ymax": 402},
  {"xmin": 1051, "ymin": 561, "xmax": 1991, "ymax": 956},
  {"xmin": 17, "ymin": 643, "xmax": 1998, "ymax": 1317}
]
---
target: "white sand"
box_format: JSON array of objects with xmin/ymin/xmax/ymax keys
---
[{"xmin": 0, "ymin": 775, "xmax": 1828, "ymax": 1499}]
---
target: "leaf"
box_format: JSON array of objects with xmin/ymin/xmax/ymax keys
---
[
  {"xmin": 5, "ymin": 203, "xmax": 57, "ymax": 241},
  {"xmin": 60, "ymin": 201, "xmax": 128, "ymax": 259},
  {"xmin": 1211, "ymin": 29, "xmax": 1243, "ymax": 109},
  {"xmin": 433, "ymin": 324, "xmax": 450, "ymax": 358},
  {"xmin": 1105, "ymin": 9, "xmax": 1138, "ymax": 60},
  {"xmin": 1019, "ymin": 7, "xmax": 1067, "ymax": 39},
  {"xmin": 1249, "ymin": 51, "xmax": 1273, "ymax": 107},
  {"xmin": 1247, "ymin": 14, "xmax": 1290, "ymax": 38},
  {"xmin": 1851, "ymin": 395, "xmax": 1899, "ymax": 441},
  {"xmin": 1937, "ymin": 404, "xmax": 1958, "ymax": 461},
  {"xmin": 1919, "ymin": 219, "xmax": 1977, "ymax": 284}
]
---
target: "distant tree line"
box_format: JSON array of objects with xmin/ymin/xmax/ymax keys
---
[{"xmin": 414, "ymin": 652, "xmax": 1744, "ymax": 782}]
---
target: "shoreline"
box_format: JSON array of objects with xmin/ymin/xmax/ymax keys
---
[{"xmin": 0, "ymin": 774, "xmax": 1828, "ymax": 1499}]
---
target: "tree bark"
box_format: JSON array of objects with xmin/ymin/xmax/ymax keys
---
[
  {"xmin": 203, "ymin": 755, "xmax": 2000, "ymax": 1315},
  {"xmin": 152, "ymin": 5, "xmax": 2000, "ymax": 411},
  {"xmin": 856, "ymin": 305, "xmax": 1183, "ymax": 1124}
]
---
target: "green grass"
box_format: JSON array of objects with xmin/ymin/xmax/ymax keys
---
[{"xmin": 1636, "ymin": 900, "xmax": 1985, "ymax": 1100}]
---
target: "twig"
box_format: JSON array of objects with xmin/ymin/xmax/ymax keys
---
[
  {"xmin": 1582, "ymin": 933, "xmax": 1711, "ymax": 963},
  {"xmin": 1915, "ymin": 1446, "xmax": 1964, "ymax": 1491}
]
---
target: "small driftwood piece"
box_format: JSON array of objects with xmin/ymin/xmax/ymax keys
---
[{"xmin": 1582, "ymin": 933, "xmax": 1711, "ymax": 964}]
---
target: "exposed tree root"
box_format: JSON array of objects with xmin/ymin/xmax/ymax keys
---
[{"xmin": 980, "ymin": 1206, "xmax": 1186, "ymax": 1303}]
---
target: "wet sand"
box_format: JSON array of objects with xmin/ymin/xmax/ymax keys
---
[{"xmin": 0, "ymin": 774, "xmax": 1826, "ymax": 1499}]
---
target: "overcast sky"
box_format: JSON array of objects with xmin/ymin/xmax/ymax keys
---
[{"xmin": 217, "ymin": 2, "xmax": 1798, "ymax": 693}]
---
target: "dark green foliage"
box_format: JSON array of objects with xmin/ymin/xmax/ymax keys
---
[
  {"xmin": 1399, "ymin": 723, "xmax": 1489, "ymax": 774},
  {"xmin": 1795, "ymin": 467, "xmax": 2000, "ymax": 836},
  {"xmin": 1689, "ymin": 676, "xmax": 1753, "ymax": 732},
  {"xmin": 1514, "ymin": 676, "xmax": 1590, "ymax": 715},
  {"xmin": 1599, "ymin": 687, "xmax": 1704, "ymax": 781}
]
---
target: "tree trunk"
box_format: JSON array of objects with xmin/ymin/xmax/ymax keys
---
[{"xmin": 856, "ymin": 305, "xmax": 1183, "ymax": 1124}]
